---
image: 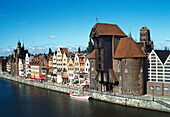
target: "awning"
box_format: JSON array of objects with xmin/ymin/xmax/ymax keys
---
[
  {"xmin": 72, "ymin": 79, "xmax": 78, "ymax": 83},
  {"xmin": 28, "ymin": 77, "xmax": 45, "ymax": 81},
  {"xmin": 109, "ymin": 69, "xmax": 119, "ymax": 85},
  {"xmin": 62, "ymin": 75, "xmax": 68, "ymax": 78}
]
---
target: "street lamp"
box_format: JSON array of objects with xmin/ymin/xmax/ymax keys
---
[{"xmin": 152, "ymin": 86, "xmax": 154, "ymax": 101}]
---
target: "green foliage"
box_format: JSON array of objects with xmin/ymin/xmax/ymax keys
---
[
  {"xmin": 78, "ymin": 47, "xmax": 81, "ymax": 53},
  {"xmin": 86, "ymin": 38, "xmax": 94, "ymax": 53},
  {"xmin": 49, "ymin": 48, "xmax": 52, "ymax": 55}
]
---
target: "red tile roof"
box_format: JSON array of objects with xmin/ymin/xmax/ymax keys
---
[
  {"xmin": 90, "ymin": 23, "xmax": 127, "ymax": 37},
  {"xmin": 114, "ymin": 37, "xmax": 147, "ymax": 58},
  {"xmin": 88, "ymin": 50, "xmax": 95, "ymax": 59},
  {"xmin": 60, "ymin": 48, "xmax": 68, "ymax": 54},
  {"xmin": 140, "ymin": 27, "xmax": 149, "ymax": 31}
]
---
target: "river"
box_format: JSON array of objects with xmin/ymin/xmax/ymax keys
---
[{"xmin": 0, "ymin": 78, "xmax": 169, "ymax": 117}]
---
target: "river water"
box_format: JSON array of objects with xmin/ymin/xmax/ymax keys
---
[{"xmin": 0, "ymin": 78, "xmax": 169, "ymax": 117}]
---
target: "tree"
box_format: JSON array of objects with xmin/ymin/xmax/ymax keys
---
[
  {"xmin": 78, "ymin": 47, "xmax": 81, "ymax": 53},
  {"xmin": 86, "ymin": 38, "xmax": 94, "ymax": 53},
  {"xmin": 49, "ymin": 48, "xmax": 52, "ymax": 55}
]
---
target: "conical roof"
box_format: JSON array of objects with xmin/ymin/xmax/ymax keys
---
[{"xmin": 114, "ymin": 37, "xmax": 147, "ymax": 58}]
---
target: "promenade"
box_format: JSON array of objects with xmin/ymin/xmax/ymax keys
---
[{"xmin": 1, "ymin": 72, "xmax": 170, "ymax": 113}]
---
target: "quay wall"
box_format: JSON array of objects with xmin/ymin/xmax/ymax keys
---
[
  {"xmin": 91, "ymin": 92, "xmax": 170, "ymax": 113},
  {"xmin": 0, "ymin": 73, "xmax": 170, "ymax": 113}
]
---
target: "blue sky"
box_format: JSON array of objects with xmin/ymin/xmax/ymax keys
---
[{"xmin": 0, "ymin": 0, "xmax": 170, "ymax": 56}]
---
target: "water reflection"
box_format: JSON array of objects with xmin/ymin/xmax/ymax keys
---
[{"xmin": 0, "ymin": 78, "xmax": 169, "ymax": 117}]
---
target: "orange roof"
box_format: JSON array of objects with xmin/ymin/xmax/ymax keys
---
[
  {"xmin": 80, "ymin": 53, "xmax": 87, "ymax": 58},
  {"xmin": 90, "ymin": 23, "xmax": 127, "ymax": 37},
  {"xmin": 67, "ymin": 52, "xmax": 75, "ymax": 57},
  {"xmin": 114, "ymin": 37, "xmax": 147, "ymax": 58},
  {"xmin": 60, "ymin": 48, "xmax": 68, "ymax": 54},
  {"xmin": 88, "ymin": 50, "xmax": 95, "ymax": 59},
  {"xmin": 140, "ymin": 27, "xmax": 149, "ymax": 31}
]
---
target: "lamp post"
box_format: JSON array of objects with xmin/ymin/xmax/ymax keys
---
[{"xmin": 152, "ymin": 86, "xmax": 154, "ymax": 101}]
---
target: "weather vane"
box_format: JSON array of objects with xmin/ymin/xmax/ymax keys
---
[{"xmin": 96, "ymin": 18, "xmax": 98, "ymax": 23}]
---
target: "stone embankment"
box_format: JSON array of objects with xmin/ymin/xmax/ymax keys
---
[{"xmin": 0, "ymin": 72, "xmax": 170, "ymax": 113}]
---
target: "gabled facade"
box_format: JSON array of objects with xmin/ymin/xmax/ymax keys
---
[
  {"xmin": 56, "ymin": 47, "xmax": 63, "ymax": 72},
  {"xmin": 84, "ymin": 58, "xmax": 90, "ymax": 74},
  {"xmin": 25, "ymin": 53, "xmax": 33, "ymax": 77},
  {"xmin": 74, "ymin": 53, "xmax": 80, "ymax": 72},
  {"xmin": 62, "ymin": 52, "xmax": 68, "ymax": 72},
  {"xmin": 52, "ymin": 53, "xmax": 57, "ymax": 74},
  {"xmin": 147, "ymin": 50, "xmax": 170, "ymax": 96},
  {"xmin": 19, "ymin": 59, "xmax": 24, "ymax": 76}
]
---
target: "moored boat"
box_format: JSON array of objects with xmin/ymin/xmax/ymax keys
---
[{"xmin": 70, "ymin": 91, "xmax": 89, "ymax": 100}]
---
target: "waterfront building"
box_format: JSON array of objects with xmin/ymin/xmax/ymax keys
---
[
  {"xmin": 30, "ymin": 54, "xmax": 48, "ymax": 78},
  {"xmin": 88, "ymin": 50, "xmax": 98, "ymax": 90},
  {"xmin": 25, "ymin": 53, "xmax": 33, "ymax": 77},
  {"xmin": 48, "ymin": 55, "xmax": 53, "ymax": 68},
  {"xmin": 74, "ymin": 53, "xmax": 80, "ymax": 72},
  {"xmin": 147, "ymin": 50, "xmax": 170, "ymax": 96},
  {"xmin": 6, "ymin": 56, "xmax": 12, "ymax": 73},
  {"xmin": 0, "ymin": 57, "xmax": 7, "ymax": 72},
  {"xmin": 18, "ymin": 59, "xmax": 24, "ymax": 77},
  {"xmin": 137, "ymin": 27, "xmax": 154, "ymax": 54},
  {"xmin": 114, "ymin": 37, "xmax": 147, "ymax": 95},
  {"xmin": 62, "ymin": 52, "xmax": 68, "ymax": 72},
  {"xmin": 67, "ymin": 55, "xmax": 75, "ymax": 85},
  {"xmin": 52, "ymin": 53, "xmax": 57, "ymax": 75},
  {"xmin": 57, "ymin": 47, "xmax": 69, "ymax": 72},
  {"xmin": 11, "ymin": 41, "xmax": 28, "ymax": 76},
  {"xmin": 84, "ymin": 54, "xmax": 90, "ymax": 74},
  {"xmin": 90, "ymin": 23, "xmax": 127, "ymax": 91},
  {"xmin": 79, "ymin": 53, "xmax": 86, "ymax": 72}
]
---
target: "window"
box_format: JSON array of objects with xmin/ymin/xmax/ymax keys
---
[
  {"xmin": 164, "ymin": 87, "xmax": 169, "ymax": 91},
  {"xmin": 151, "ymin": 79, "xmax": 156, "ymax": 81},
  {"xmin": 150, "ymin": 86, "xmax": 154, "ymax": 90},
  {"xmin": 125, "ymin": 60, "xmax": 127, "ymax": 65},
  {"xmin": 98, "ymin": 64, "xmax": 101, "ymax": 69},
  {"xmin": 98, "ymin": 49, "xmax": 101, "ymax": 55},
  {"xmin": 99, "ymin": 57, "xmax": 101, "ymax": 61},
  {"xmin": 156, "ymin": 86, "xmax": 160, "ymax": 91}
]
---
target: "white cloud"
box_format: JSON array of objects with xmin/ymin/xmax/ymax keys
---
[
  {"xmin": 0, "ymin": 48, "xmax": 13, "ymax": 56},
  {"xmin": 50, "ymin": 35, "xmax": 56, "ymax": 38},
  {"xmin": 27, "ymin": 45, "xmax": 49, "ymax": 54},
  {"xmin": 165, "ymin": 39, "xmax": 170, "ymax": 41}
]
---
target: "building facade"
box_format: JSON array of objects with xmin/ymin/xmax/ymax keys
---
[
  {"xmin": 11, "ymin": 41, "xmax": 28, "ymax": 76},
  {"xmin": 114, "ymin": 37, "xmax": 147, "ymax": 95},
  {"xmin": 137, "ymin": 27, "xmax": 154, "ymax": 54},
  {"xmin": 147, "ymin": 50, "xmax": 170, "ymax": 96},
  {"xmin": 90, "ymin": 23, "xmax": 127, "ymax": 91}
]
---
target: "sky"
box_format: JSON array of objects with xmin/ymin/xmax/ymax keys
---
[{"xmin": 0, "ymin": 0, "xmax": 170, "ymax": 56}]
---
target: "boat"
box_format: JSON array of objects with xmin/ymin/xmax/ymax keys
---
[{"xmin": 70, "ymin": 91, "xmax": 89, "ymax": 100}]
